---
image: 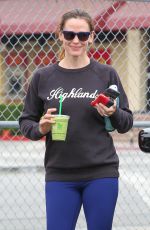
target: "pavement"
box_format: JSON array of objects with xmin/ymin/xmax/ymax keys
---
[{"xmin": 0, "ymin": 140, "xmax": 150, "ymax": 230}]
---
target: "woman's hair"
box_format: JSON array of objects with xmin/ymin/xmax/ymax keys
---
[
  {"xmin": 58, "ymin": 9, "xmax": 94, "ymax": 32},
  {"xmin": 57, "ymin": 9, "xmax": 94, "ymax": 60}
]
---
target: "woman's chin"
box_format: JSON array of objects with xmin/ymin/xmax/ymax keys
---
[{"xmin": 70, "ymin": 51, "xmax": 83, "ymax": 57}]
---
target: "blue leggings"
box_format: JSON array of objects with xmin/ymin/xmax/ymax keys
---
[{"xmin": 45, "ymin": 178, "xmax": 118, "ymax": 230}]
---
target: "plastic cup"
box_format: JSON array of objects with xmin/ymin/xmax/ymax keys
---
[{"xmin": 51, "ymin": 115, "xmax": 70, "ymax": 141}]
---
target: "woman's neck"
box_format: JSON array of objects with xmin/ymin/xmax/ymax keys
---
[{"xmin": 59, "ymin": 56, "xmax": 90, "ymax": 69}]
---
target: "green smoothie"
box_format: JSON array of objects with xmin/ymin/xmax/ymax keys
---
[{"xmin": 52, "ymin": 115, "xmax": 70, "ymax": 141}]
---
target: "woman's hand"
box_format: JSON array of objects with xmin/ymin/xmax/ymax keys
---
[
  {"xmin": 39, "ymin": 108, "xmax": 57, "ymax": 135},
  {"xmin": 95, "ymin": 100, "xmax": 117, "ymax": 117}
]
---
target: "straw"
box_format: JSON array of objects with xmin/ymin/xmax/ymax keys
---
[{"xmin": 59, "ymin": 95, "xmax": 63, "ymax": 115}]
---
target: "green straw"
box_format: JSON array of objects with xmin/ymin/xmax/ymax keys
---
[{"xmin": 59, "ymin": 95, "xmax": 63, "ymax": 115}]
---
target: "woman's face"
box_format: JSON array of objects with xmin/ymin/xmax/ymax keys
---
[{"xmin": 59, "ymin": 18, "xmax": 93, "ymax": 58}]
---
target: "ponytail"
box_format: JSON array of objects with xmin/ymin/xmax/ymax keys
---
[{"xmin": 59, "ymin": 48, "xmax": 65, "ymax": 61}]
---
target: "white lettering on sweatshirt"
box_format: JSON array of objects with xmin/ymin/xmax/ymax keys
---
[{"xmin": 47, "ymin": 87, "xmax": 98, "ymax": 101}]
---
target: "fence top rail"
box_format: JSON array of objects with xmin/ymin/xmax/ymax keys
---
[
  {"xmin": 0, "ymin": 121, "xmax": 19, "ymax": 129},
  {"xmin": 0, "ymin": 120, "xmax": 150, "ymax": 129}
]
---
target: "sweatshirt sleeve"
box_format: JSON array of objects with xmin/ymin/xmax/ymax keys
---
[
  {"xmin": 19, "ymin": 70, "xmax": 44, "ymax": 140},
  {"xmin": 109, "ymin": 68, "xmax": 133, "ymax": 133}
]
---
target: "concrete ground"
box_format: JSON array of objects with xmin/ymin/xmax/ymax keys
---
[{"xmin": 0, "ymin": 140, "xmax": 150, "ymax": 230}]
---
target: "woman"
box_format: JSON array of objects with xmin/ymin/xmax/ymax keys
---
[{"xmin": 19, "ymin": 9, "xmax": 133, "ymax": 230}]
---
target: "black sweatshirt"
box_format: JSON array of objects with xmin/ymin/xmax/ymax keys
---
[{"xmin": 19, "ymin": 59, "xmax": 133, "ymax": 181}]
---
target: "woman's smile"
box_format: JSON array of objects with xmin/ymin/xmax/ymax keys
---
[{"xmin": 70, "ymin": 46, "xmax": 82, "ymax": 50}]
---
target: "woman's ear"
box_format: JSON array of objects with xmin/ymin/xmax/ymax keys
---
[
  {"xmin": 88, "ymin": 31, "xmax": 94, "ymax": 44},
  {"xmin": 59, "ymin": 31, "xmax": 63, "ymax": 42}
]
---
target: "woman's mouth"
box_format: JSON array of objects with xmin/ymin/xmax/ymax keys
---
[{"xmin": 70, "ymin": 46, "xmax": 81, "ymax": 50}]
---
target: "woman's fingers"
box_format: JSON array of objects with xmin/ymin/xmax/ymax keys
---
[
  {"xmin": 95, "ymin": 100, "xmax": 117, "ymax": 117},
  {"xmin": 42, "ymin": 108, "xmax": 57, "ymax": 120},
  {"xmin": 43, "ymin": 114, "xmax": 55, "ymax": 120},
  {"xmin": 47, "ymin": 108, "xmax": 57, "ymax": 114},
  {"xmin": 40, "ymin": 118, "xmax": 55, "ymax": 124},
  {"xmin": 39, "ymin": 108, "xmax": 57, "ymax": 135}
]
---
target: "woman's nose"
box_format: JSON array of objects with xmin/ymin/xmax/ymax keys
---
[{"xmin": 72, "ymin": 35, "xmax": 80, "ymax": 42}]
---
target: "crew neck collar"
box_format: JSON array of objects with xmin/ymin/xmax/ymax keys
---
[{"xmin": 55, "ymin": 58, "xmax": 94, "ymax": 73}]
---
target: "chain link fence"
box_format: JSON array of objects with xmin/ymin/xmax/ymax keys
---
[{"xmin": 0, "ymin": 0, "xmax": 150, "ymax": 229}]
